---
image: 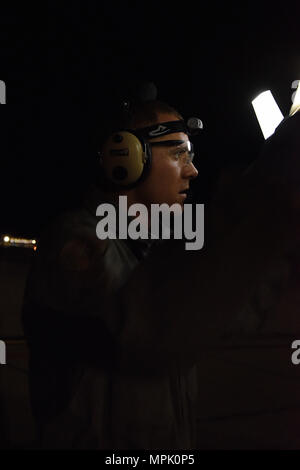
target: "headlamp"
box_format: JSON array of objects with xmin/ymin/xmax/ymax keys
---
[{"xmin": 132, "ymin": 118, "xmax": 203, "ymax": 140}]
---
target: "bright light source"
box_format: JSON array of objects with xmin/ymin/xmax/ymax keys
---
[
  {"xmin": 32, "ymin": 239, "xmax": 36, "ymax": 244},
  {"xmin": 3, "ymin": 236, "xmax": 10, "ymax": 243},
  {"xmin": 290, "ymin": 80, "xmax": 300, "ymax": 116},
  {"xmin": 252, "ymin": 90, "xmax": 284, "ymax": 140}
]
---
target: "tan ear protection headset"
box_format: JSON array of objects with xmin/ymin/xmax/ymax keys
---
[
  {"xmin": 98, "ymin": 118, "xmax": 203, "ymax": 190},
  {"xmin": 99, "ymin": 130, "xmax": 152, "ymax": 189}
]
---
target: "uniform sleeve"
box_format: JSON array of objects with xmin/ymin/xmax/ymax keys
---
[
  {"xmin": 22, "ymin": 213, "xmax": 123, "ymax": 368},
  {"xmin": 26, "ymin": 211, "xmax": 116, "ymax": 314}
]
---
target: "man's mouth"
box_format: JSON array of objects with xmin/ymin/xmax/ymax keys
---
[{"xmin": 178, "ymin": 191, "xmax": 188, "ymax": 201}]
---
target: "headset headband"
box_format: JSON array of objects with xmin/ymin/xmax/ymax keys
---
[{"xmin": 131, "ymin": 118, "xmax": 203, "ymax": 140}]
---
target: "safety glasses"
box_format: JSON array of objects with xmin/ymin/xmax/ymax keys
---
[{"xmin": 149, "ymin": 140, "xmax": 195, "ymax": 165}]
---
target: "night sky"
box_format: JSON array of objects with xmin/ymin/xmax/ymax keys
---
[{"xmin": 1, "ymin": 3, "xmax": 299, "ymax": 237}]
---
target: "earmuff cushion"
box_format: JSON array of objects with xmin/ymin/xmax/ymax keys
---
[{"xmin": 100, "ymin": 131, "xmax": 152, "ymax": 189}]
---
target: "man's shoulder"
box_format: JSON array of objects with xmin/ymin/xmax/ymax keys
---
[
  {"xmin": 41, "ymin": 204, "xmax": 96, "ymax": 239},
  {"xmin": 38, "ymin": 206, "xmax": 108, "ymax": 266}
]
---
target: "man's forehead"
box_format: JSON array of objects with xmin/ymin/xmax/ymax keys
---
[{"xmin": 155, "ymin": 112, "xmax": 181, "ymax": 123}]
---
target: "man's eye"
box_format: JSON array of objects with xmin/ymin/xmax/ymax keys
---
[{"xmin": 174, "ymin": 149, "xmax": 186, "ymax": 158}]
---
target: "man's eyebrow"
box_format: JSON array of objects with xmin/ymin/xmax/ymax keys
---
[
  {"xmin": 149, "ymin": 139, "xmax": 187, "ymax": 148},
  {"xmin": 167, "ymin": 140, "xmax": 186, "ymax": 147},
  {"xmin": 170, "ymin": 141, "xmax": 188, "ymax": 148}
]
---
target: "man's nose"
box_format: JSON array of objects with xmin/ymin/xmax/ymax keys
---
[{"xmin": 182, "ymin": 162, "xmax": 198, "ymax": 180}]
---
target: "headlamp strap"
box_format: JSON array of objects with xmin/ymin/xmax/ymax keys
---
[{"xmin": 132, "ymin": 120, "xmax": 189, "ymax": 140}]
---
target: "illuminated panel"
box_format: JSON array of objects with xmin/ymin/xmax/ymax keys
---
[
  {"xmin": 252, "ymin": 90, "xmax": 284, "ymax": 140},
  {"xmin": 290, "ymin": 80, "xmax": 300, "ymax": 116}
]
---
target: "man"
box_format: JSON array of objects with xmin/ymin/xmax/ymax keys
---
[
  {"xmin": 22, "ymin": 100, "xmax": 200, "ymax": 449},
  {"xmin": 23, "ymin": 100, "xmax": 300, "ymax": 449}
]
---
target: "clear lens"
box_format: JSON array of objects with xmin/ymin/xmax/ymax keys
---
[
  {"xmin": 150, "ymin": 140, "xmax": 195, "ymax": 165},
  {"xmin": 184, "ymin": 141, "xmax": 194, "ymax": 164}
]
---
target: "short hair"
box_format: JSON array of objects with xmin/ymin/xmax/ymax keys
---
[
  {"xmin": 98, "ymin": 100, "xmax": 184, "ymax": 145},
  {"xmin": 125, "ymin": 100, "xmax": 184, "ymax": 130}
]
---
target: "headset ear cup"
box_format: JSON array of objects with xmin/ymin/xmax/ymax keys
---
[{"xmin": 100, "ymin": 131, "xmax": 151, "ymax": 188}]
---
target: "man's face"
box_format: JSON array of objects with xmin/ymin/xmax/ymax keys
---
[{"xmin": 133, "ymin": 113, "xmax": 198, "ymax": 209}]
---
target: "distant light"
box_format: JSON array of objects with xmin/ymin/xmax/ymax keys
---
[
  {"xmin": 11, "ymin": 237, "xmax": 32, "ymax": 245},
  {"xmin": 33, "ymin": 246, "xmax": 37, "ymax": 251},
  {"xmin": 290, "ymin": 80, "xmax": 300, "ymax": 116},
  {"xmin": 1, "ymin": 235, "xmax": 37, "ymax": 249},
  {"xmin": 252, "ymin": 90, "xmax": 284, "ymax": 140}
]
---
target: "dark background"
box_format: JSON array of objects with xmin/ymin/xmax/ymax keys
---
[
  {"xmin": 1, "ymin": 3, "xmax": 299, "ymax": 238},
  {"xmin": 0, "ymin": 3, "xmax": 299, "ymax": 451}
]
